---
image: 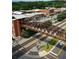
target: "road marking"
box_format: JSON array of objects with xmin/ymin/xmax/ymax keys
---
[{"xmin": 44, "ymin": 56, "xmax": 49, "ymax": 59}]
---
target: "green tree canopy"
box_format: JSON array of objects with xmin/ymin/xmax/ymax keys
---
[
  {"xmin": 12, "ymin": 1, "xmax": 66, "ymax": 10},
  {"xmin": 57, "ymin": 11, "xmax": 66, "ymax": 21}
]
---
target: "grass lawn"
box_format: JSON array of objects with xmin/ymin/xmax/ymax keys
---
[
  {"xmin": 48, "ymin": 38, "xmax": 58, "ymax": 45},
  {"xmin": 40, "ymin": 44, "xmax": 53, "ymax": 52},
  {"xmin": 64, "ymin": 27, "xmax": 66, "ymax": 31},
  {"xmin": 40, "ymin": 38, "xmax": 58, "ymax": 52},
  {"xmin": 55, "ymin": 48, "xmax": 61, "ymax": 54}
]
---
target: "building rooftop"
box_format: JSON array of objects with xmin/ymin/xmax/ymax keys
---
[
  {"xmin": 12, "ymin": 14, "xmax": 26, "ymax": 19},
  {"xmin": 12, "ymin": 12, "xmax": 44, "ymax": 20},
  {"xmin": 12, "ymin": 11, "xmax": 23, "ymax": 15},
  {"xmin": 24, "ymin": 12, "xmax": 44, "ymax": 18}
]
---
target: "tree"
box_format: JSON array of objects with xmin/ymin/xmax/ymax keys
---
[
  {"xmin": 42, "ymin": 20, "xmax": 52, "ymax": 28},
  {"xmin": 12, "ymin": 1, "xmax": 66, "ymax": 10},
  {"xmin": 21, "ymin": 29, "xmax": 37, "ymax": 38},
  {"xmin": 57, "ymin": 11, "xmax": 66, "ymax": 21}
]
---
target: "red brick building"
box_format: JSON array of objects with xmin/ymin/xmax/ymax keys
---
[
  {"xmin": 12, "ymin": 12, "xmax": 46, "ymax": 39},
  {"xmin": 12, "ymin": 19, "xmax": 21, "ymax": 38}
]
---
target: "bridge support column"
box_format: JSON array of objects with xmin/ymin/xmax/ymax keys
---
[{"xmin": 12, "ymin": 20, "xmax": 21, "ymax": 39}]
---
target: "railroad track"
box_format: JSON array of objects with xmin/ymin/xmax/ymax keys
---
[
  {"xmin": 12, "ymin": 40, "xmax": 37, "ymax": 59},
  {"xmin": 12, "ymin": 37, "xmax": 34, "ymax": 53}
]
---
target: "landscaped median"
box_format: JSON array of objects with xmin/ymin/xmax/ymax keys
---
[
  {"xmin": 40, "ymin": 44, "xmax": 53, "ymax": 52},
  {"xmin": 40, "ymin": 38, "xmax": 57, "ymax": 52},
  {"xmin": 38, "ymin": 37, "xmax": 58, "ymax": 57}
]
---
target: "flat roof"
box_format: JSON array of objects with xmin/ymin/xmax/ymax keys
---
[
  {"xmin": 12, "ymin": 11, "xmax": 23, "ymax": 15},
  {"xmin": 12, "ymin": 12, "xmax": 44, "ymax": 20},
  {"xmin": 12, "ymin": 14, "xmax": 26, "ymax": 19},
  {"xmin": 24, "ymin": 12, "xmax": 44, "ymax": 18},
  {"xmin": 12, "ymin": 19, "xmax": 16, "ymax": 21}
]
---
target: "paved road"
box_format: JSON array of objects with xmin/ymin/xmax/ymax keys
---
[
  {"xmin": 45, "ymin": 54, "xmax": 56, "ymax": 59},
  {"xmin": 12, "ymin": 37, "xmax": 35, "ymax": 53},
  {"xmin": 58, "ymin": 50, "xmax": 66, "ymax": 59},
  {"xmin": 12, "ymin": 41, "xmax": 37, "ymax": 59},
  {"xmin": 18, "ymin": 54, "xmax": 46, "ymax": 59},
  {"xmin": 12, "ymin": 33, "xmax": 44, "ymax": 59}
]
